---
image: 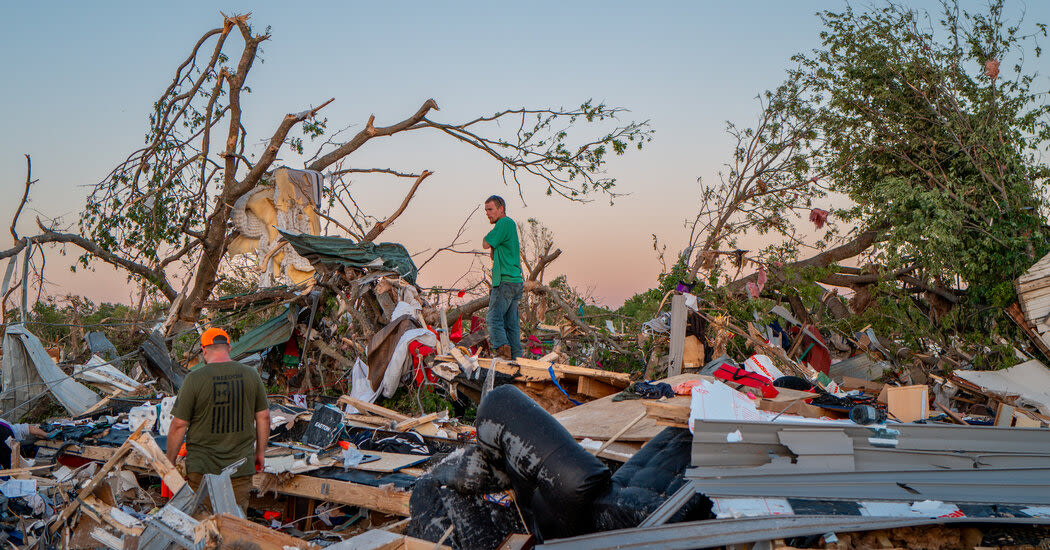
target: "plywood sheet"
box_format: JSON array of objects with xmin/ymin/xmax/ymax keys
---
[
  {"xmin": 352, "ymin": 451, "xmax": 428, "ymax": 473},
  {"xmin": 553, "ymin": 374, "xmax": 702, "ymax": 442}
]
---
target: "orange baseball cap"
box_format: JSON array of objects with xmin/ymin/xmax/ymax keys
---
[{"xmin": 201, "ymin": 327, "xmax": 230, "ymax": 347}]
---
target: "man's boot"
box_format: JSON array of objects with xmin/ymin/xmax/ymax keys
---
[{"xmin": 495, "ymin": 345, "xmax": 512, "ymax": 359}]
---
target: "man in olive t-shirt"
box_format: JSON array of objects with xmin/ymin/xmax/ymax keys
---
[
  {"xmin": 167, "ymin": 327, "xmax": 270, "ymax": 512},
  {"xmin": 482, "ymin": 195, "xmax": 523, "ymax": 359}
]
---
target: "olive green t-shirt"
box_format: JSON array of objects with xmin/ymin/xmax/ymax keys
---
[
  {"xmin": 171, "ymin": 360, "xmax": 268, "ymax": 477},
  {"xmin": 484, "ymin": 216, "xmax": 522, "ymax": 284}
]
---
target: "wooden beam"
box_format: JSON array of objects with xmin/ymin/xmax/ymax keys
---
[
  {"xmin": 195, "ymin": 513, "xmax": 321, "ymax": 550},
  {"xmin": 437, "ymin": 356, "xmax": 631, "ymax": 388},
  {"xmin": 591, "ymin": 411, "xmax": 647, "ymax": 457},
  {"xmin": 252, "ymin": 473, "xmax": 411, "ymax": 516},
  {"xmin": 126, "ymin": 430, "xmax": 186, "ymax": 494},
  {"xmin": 50, "ymin": 424, "xmax": 145, "ymax": 533},
  {"xmin": 438, "ymin": 307, "xmax": 452, "ymax": 355},
  {"xmin": 336, "ymin": 395, "xmax": 411, "ymax": 422},
  {"xmin": 576, "ymin": 377, "xmax": 620, "ymax": 399},
  {"xmin": 512, "ymin": 357, "xmax": 632, "ymax": 387},
  {"xmin": 393, "ymin": 412, "xmax": 440, "ymax": 433},
  {"xmin": 81, "ymin": 495, "xmax": 144, "ymax": 537},
  {"xmin": 668, "ymin": 294, "xmax": 687, "ymax": 377},
  {"xmin": 1005, "ymin": 303, "xmax": 1050, "ymax": 360},
  {"xmin": 37, "ymin": 441, "xmax": 152, "ymax": 471}
]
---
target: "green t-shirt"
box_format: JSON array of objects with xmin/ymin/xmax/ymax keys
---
[
  {"xmin": 484, "ymin": 216, "xmax": 522, "ymax": 284},
  {"xmin": 171, "ymin": 360, "xmax": 268, "ymax": 477}
]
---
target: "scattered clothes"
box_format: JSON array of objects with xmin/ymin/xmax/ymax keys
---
[
  {"xmin": 634, "ymin": 381, "xmax": 675, "ymax": 399},
  {"xmin": 360, "ymin": 431, "xmax": 430, "ymax": 456},
  {"xmin": 613, "ymin": 381, "xmax": 675, "ymax": 401},
  {"xmin": 673, "ymin": 379, "xmax": 703, "ymax": 395}
]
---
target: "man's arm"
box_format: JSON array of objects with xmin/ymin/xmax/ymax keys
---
[
  {"xmin": 166, "ymin": 417, "xmax": 189, "ymax": 464},
  {"xmin": 254, "ymin": 409, "xmax": 270, "ymax": 472},
  {"xmin": 165, "ymin": 417, "xmax": 188, "ymax": 463}
]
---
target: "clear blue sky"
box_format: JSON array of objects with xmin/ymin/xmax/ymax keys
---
[{"xmin": 2, "ymin": 1, "xmax": 1048, "ymax": 307}]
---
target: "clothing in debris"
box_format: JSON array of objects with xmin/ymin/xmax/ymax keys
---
[{"xmin": 172, "ymin": 360, "xmax": 268, "ymax": 478}]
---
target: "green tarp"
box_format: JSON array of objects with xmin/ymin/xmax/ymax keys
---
[
  {"xmin": 230, "ymin": 306, "xmax": 297, "ymax": 358},
  {"xmin": 279, "ymin": 230, "xmax": 418, "ymax": 284}
]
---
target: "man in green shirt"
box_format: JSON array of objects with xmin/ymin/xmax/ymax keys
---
[
  {"xmin": 167, "ymin": 327, "xmax": 270, "ymax": 512},
  {"xmin": 482, "ymin": 195, "xmax": 523, "ymax": 359}
]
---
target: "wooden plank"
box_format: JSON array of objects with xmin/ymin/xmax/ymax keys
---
[
  {"xmin": 37, "ymin": 441, "xmax": 152, "ymax": 471},
  {"xmin": 934, "ymin": 402, "xmax": 969, "ymax": 425},
  {"xmin": 510, "ymin": 356, "xmax": 630, "ymax": 386},
  {"xmin": 1014, "ymin": 412, "xmax": 1044, "ymax": 428},
  {"xmin": 576, "ymin": 376, "xmax": 620, "ymax": 399},
  {"xmin": 497, "ymin": 533, "xmax": 535, "ymax": 550},
  {"xmin": 126, "ymin": 431, "xmax": 185, "ymax": 494},
  {"xmin": 49, "ymin": 424, "xmax": 144, "ymax": 534},
  {"xmin": 1005, "ymin": 303, "xmax": 1050, "ymax": 360},
  {"xmin": 591, "ymin": 411, "xmax": 647, "ymax": 456},
  {"xmin": 436, "ymin": 354, "xmax": 631, "ymax": 387},
  {"xmin": 336, "ymin": 395, "xmax": 411, "ymax": 422},
  {"xmin": 0, "ymin": 464, "xmax": 53, "ymax": 477},
  {"xmin": 81, "ymin": 495, "xmax": 144, "ymax": 537},
  {"xmin": 438, "ymin": 307, "xmax": 452, "ymax": 355},
  {"xmin": 554, "ymin": 374, "xmax": 701, "ymax": 442},
  {"xmin": 393, "ymin": 412, "xmax": 440, "ymax": 433},
  {"xmin": 76, "ymin": 388, "xmax": 125, "ymax": 418},
  {"xmin": 252, "ymin": 473, "xmax": 411, "ymax": 516},
  {"xmin": 195, "ymin": 513, "xmax": 320, "ymax": 550},
  {"xmin": 668, "ymin": 294, "xmax": 687, "ymax": 377},
  {"xmin": 643, "ymin": 400, "xmax": 690, "ymax": 424},
  {"xmin": 352, "ymin": 451, "xmax": 429, "ymax": 473}
]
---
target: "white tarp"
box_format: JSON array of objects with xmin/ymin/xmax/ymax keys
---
[
  {"xmin": 1, "ymin": 324, "xmax": 100, "ymax": 419},
  {"xmin": 954, "ymin": 359, "xmax": 1050, "ymax": 416}
]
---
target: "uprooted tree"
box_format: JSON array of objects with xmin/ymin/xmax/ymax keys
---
[
  {"xmin": 3, "ymin": 13, "xmax": 651, "ymax": 332},
  {"xmin": 680, "ymin": 0, "xmax": 1050, "ymax": 367}
]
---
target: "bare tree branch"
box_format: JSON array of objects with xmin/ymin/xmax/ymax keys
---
[
  {"xmin": 11, "ymin": 155, "xmax": 36, "ymax": 243},
  {"xmin": 362, "ymin": 170, "xmax": 433, "ymax": 243}
]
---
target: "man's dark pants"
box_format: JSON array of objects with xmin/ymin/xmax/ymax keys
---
[{"xmin": 487, "ymin": 281, "xmax": 523, "ymax": 359}]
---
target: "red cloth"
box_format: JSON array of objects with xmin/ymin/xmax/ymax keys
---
[
  {"xmin": 408, "ymin": 341, "xmax": 437, "ymax": 386},
  {"xmin": 713, "ymin": 364, "xmax": 779, "ymax": 398},
  {"xmin": 450, "ymin": 315, "xmax": 464, "ymax": 342}
]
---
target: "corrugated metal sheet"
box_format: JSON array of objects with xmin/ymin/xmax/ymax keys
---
[{"xmin": 1, "ymin": 324, "xmax": 100, "ymax": 419}]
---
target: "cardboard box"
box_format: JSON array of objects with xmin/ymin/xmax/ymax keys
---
[{"xmin": 886, "ymin": 384, "xmax": 929, "ymax": 422}]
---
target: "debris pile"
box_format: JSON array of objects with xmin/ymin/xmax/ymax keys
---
[{"xmin": 2, "ymin": 244, "xmax": 1050, "ymax": 550}]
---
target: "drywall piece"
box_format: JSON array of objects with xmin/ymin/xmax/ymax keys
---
[{"xmin": 954, "ymin": 360, "xmax": 1050, "ymax": 416}]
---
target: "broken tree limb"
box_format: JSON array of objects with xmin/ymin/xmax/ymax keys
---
[
  {"xmin": 530, "ymin": 283, "xmax": 630, "ymax": 356},
  {"xmin": 726, "ymin": 228, "xmax": 883, "ymax": 295},
  {"xmin": 363, "ymin": 170, "xmax": 433, "ymax": 243}
]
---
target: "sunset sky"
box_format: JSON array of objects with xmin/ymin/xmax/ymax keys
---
[{"xmin": 3, "ymin": 1, "xmax": 1048, "ymax": 308}]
